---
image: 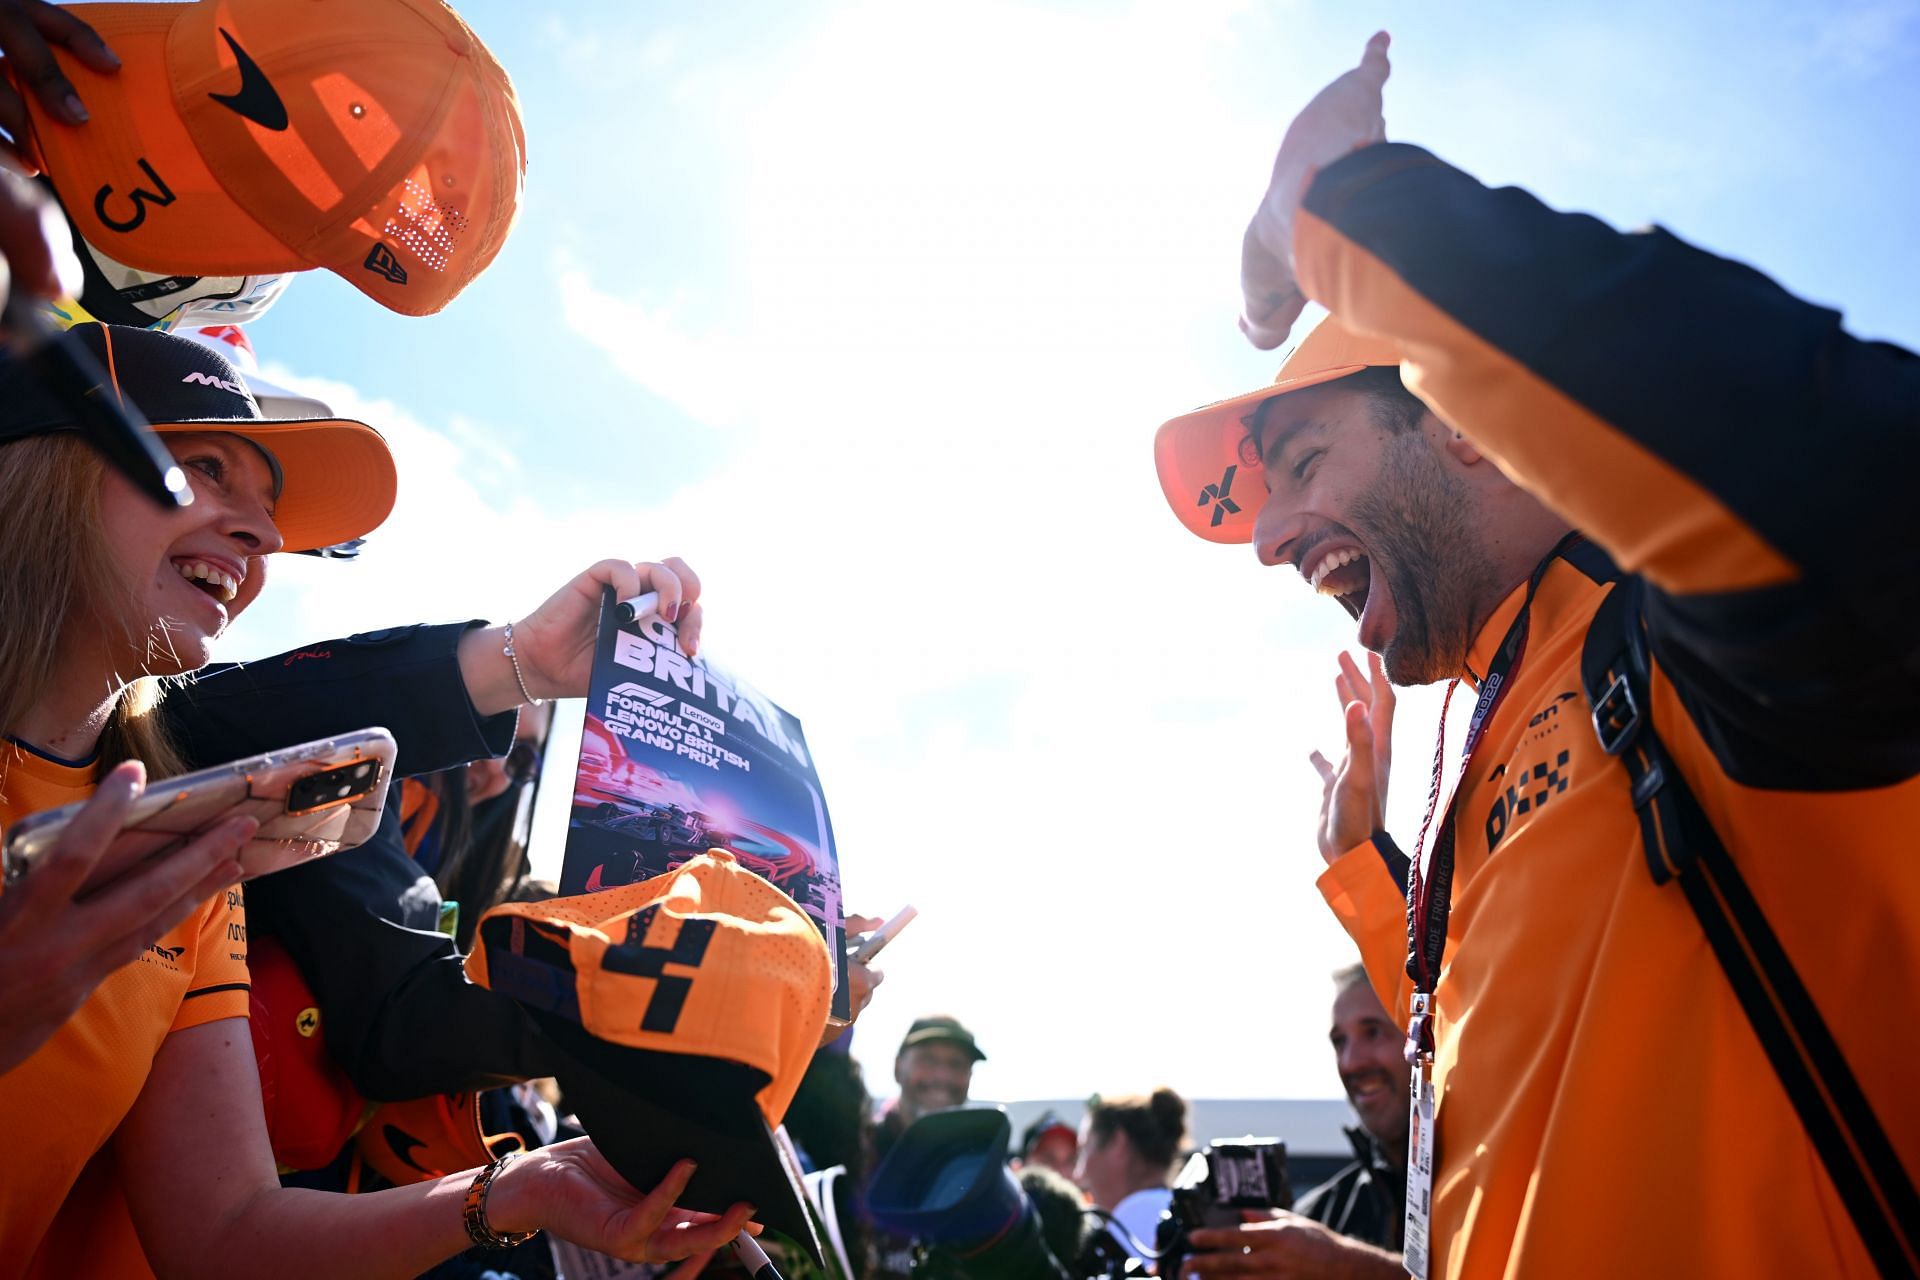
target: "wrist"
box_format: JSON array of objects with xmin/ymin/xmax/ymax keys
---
[
  {"xmin": 458, "ymin": 623, "xmax": 539, "ymax": 717},
  {"xmin": 473, "ymin": 1148, "xmax": 545, "ymax": 1239}
]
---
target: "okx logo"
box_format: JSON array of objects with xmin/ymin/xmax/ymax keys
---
[
  {"xmin": 603, "ymin": 906, "xmax": 717, "ymax": 1034},
  {"xmin": 1196, "ymin": 464, "xmax": 1241, "ymax": 528},
  {"xmin": 364, "ymin": 242, "xmax": 408, "ymax": 285}
]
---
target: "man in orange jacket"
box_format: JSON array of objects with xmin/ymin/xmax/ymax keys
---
[{"xmin": 1158, "ymin": 34, "xmax": 1920, "ymax": 1280}]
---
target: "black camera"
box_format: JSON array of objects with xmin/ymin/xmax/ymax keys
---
[
  {"xmin": 1153, "ymin": 1138, "xmax": 1293, "ymax": 1279},
  {"xmin": 868, "ymin": 1109, "xmax": 1293, "ymax": 1280}
]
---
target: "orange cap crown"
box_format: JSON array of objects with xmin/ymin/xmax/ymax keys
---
[{"xmin": 26, "ymin": 0, "xmax": 525, "ymax": 315}]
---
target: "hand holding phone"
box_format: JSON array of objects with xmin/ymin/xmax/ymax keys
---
[
  {"xmin": 3, "ymin": 728, "xmax": 397, "ymax": 895},
  {"xmin": 851, "ymin": 905, "xmax": 917, "ymax": 964},
  {"xmin": 0, "ymin": 761, "xmax": 254, "ymax": 1074}
]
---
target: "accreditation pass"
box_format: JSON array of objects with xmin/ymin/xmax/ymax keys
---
[{"xmin": 1403, "ymin": 1063, "xmax": 1436, "ymax": 1279}]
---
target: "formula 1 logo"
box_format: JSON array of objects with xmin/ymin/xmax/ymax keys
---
[
  {"xmin": 1197, "ymin": 464, "xmax": 1241, "ymax": 527},
  {"xmin": 609, "ymin": 682, "xmax": 675, "ymax": 708},
  {"xmin": 364, "ymin": 242, "xmax": 408, "ymax": 285}
]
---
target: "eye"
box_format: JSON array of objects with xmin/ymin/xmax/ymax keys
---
[
  {"xmin": 183, "ymin": 454, "xmax": 227, "ymax": 486},
  {"xmin": 1290, "ymin": 449, "xmax": 1322, "ymax": 482}
]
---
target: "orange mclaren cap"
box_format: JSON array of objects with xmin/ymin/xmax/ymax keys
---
[
  {"xmin": 468, "ymin": 849, "xmax": 831, "ymax": 1260},
  {"xmin": 16, "ymin": 0, "xmax": 525, "ymax": 316},
  {"xmin": 1154, "ymin": 315, "xmax": 1401, "ymax": 544}
]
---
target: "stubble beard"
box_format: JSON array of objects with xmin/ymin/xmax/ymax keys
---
[{"xmin": 1352, "ymin": 437, "xmax": 1498, "ymax": 686}]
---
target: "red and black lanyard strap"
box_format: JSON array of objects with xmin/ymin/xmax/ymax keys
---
[{"xmin": 1403, "ymin": 533, "xmax": 1583, "ymax": 1064}]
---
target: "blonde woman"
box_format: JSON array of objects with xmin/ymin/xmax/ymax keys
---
[{"xmin": 0, "ymin": 324, "xmax": 741, "ymax": 1277}]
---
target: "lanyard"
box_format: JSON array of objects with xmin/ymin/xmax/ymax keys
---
[{"xmin": 1403, "ymin": 534, "xmax": 1583, "ymax": 1064}]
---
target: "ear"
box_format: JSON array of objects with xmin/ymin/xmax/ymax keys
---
[
  {"xmin": 1440, "ymin": 424, "xmax": 1486, "ymax": 467},
  {"xmin": 894, "ymin": 1054, "xmax": 909, "ymax": 1087}
]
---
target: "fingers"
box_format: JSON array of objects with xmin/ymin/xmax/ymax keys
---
[
  {"xmin": 1342, "ymin": 699, "xmax": 1375, "ymax": 764},
  {"xmin": 30, "ymin": 1, "xmax": 119, "ymax": 74},
  {"xmin": 676, "ymin": 601, "xmax": 703, "ymax": 659},
  {"xmin": 1356, "ymin": 30, "xmax": 1391, "ymax": 89},
  {"xmin": 845, "ymin": 913, "xmax": 885, "ymax": 934},
  {"xmin": 80, "ymin": 816, "xmax": 251, "ymax": 979},
  {"xmin": 649, "ymin": 1201, "xmax": 755, "ymax": 1262},
  {"xmin": 0, "ymin": 3, "xmax": 89, "ymax": 124},
  {"xmin": 19, "ymin": 761, "xmax": 145, "ymax": 904},
  {"xmin": 1309, "ymin": 749, "xmax": 1335, "ymax": 785}
]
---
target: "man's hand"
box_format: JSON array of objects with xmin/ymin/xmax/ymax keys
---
[
  {"xmin": 1184, "ymin": 1212, "xmax": 1404, "ymax": 1278},
  {"xmin": 1240, "ymin": 31, "xmax": 1391, "ymax": 350},
  {"xmin": 1309, "ymin": 651, "xmax": 1395, "ymax": 865},
  {"xmin": 0, "ymin": 0, "xmax": 120, "ymax": 168}
]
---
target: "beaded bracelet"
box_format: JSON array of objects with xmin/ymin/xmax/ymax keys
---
[{"xmin": 502, "ymin": 621, "xmax": 543, "ymax": 707}]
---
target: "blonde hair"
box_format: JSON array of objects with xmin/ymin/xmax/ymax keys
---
[{"xmin": 0, "ymin": 435, "xmax": 186, "ymax": 779}]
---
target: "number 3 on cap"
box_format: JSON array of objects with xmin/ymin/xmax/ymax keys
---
[{"xmin": 94, "ymin": 158, "xmax": 177, "ymax": 233}]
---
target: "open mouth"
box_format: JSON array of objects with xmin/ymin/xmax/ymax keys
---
[
  {"xmin": 173, "ymin": 557, "xmax": 241, "ymax": 604},
  {"xmin": 1345, "ymin": 1071, "xmax": 1398, "ymax": 1106},
  {"xmin": 1306, "ymin": 545, "xmax": 1373, "ymax": 622}
]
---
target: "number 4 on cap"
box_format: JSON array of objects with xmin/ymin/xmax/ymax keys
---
[{"xmin": 603, "ymin": 906, "xmax": 717, "ymax": 1034}]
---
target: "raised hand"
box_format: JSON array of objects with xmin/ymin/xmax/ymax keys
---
[
  {"xmin": 1308, "ymin": 650, "xmax": 1396, "ymax": 865},
  {"xmin": 1240, "ymin": 31, "xmax": 1392, "ymax": 349}
]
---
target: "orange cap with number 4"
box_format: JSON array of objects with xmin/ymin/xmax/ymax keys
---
[
  {"xmin": 15, "ymin": 0, "xmax": 525, "ymax": 316},
  {"xmin": 467, "ymin": 849, "xmax": 831, "ymax": 1261}
]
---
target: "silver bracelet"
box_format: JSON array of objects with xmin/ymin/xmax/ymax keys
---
[{"xmin": 501, "ymin": 621, "xmax": 543, "ymax": 706}]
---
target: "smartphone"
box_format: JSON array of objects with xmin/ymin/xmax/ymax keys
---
[
  {"xmin": 2, "ymin": 728, "xmax": 398, "ymax": 895},
  {"xmin": 851, "ymin": 905, "xmax": 918, "ymax": 964}
]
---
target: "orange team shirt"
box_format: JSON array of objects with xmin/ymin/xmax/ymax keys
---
[{"xmin": 0, "ymin": 743, "xmax": 249, "ymax": 1278}]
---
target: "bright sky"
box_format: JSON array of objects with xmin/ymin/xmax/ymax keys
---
[{"xmin": 220, "ymin": 0, "xmax": 1920, "ymax": 1106}]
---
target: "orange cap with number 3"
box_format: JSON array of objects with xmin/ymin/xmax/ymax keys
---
[{"xmin": 15, "ymin": 0, "xmax": 525, "ymax": 316}]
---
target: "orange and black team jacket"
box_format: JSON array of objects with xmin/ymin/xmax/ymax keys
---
[{"xmin": 1295, "ymin": 143, "xmax": 1920, "ymax": 1278}]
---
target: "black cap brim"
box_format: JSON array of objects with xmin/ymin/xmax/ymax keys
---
[{"xmin": 531, "ymin": 1008, "xmax": 824, "ymax": 1264}]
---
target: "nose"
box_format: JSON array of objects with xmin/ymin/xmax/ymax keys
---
[
  {"xmin": 1252, "ymin": 487, "xmax": 1306, "ymax": 568},
  {"xmin": 224, "ymin": 496, "xmax": 285, "ymax": 556}
]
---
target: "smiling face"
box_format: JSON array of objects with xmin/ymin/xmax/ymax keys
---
[
  {"xmin": 1331, "ymin": 977, "xmax": 1409, "ymax": 1151},
  {"xmin": 1247, "ymin": 378, "xmax": 1501, "ymax": 685},
  {"xmin": 893, "ymin": 1040, "xmax": 975, "ymax": 1124},
  {"xmin": 96, "ymin": 430, "xmax": 283, "ymax": 677}
]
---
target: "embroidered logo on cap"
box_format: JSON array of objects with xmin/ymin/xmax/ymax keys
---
[
  {"xmin": 181, "ymin": 370, "xmax": 249, "ymax": 396},
  {"xmin": 208, "ymin": 30, "xmax": 290, "ymax": 132},
  {"xmin": 1197, "ymin": 464, "xmax": 1241, "ymax": 527},
  {"xmin": 364, "ymin": 243, "xmax": 409, "ymax": 285}
]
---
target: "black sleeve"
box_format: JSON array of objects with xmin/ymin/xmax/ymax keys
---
[
  {"xmin": 165, "ymin": 621, "xmax": 517, "ymax": 778},
  {"xmin": 1295, "ymin": 143, "xmax": 1920, "ymax": 786},
  {"xmin": 247, "ymin": 805, "xmax": 560, "ymax": 1099}
]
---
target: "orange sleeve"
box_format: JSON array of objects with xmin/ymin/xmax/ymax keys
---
[
  {"xmin": 1317, "ymin": 839, "xmax": 1412, "ymax": 1031},
  {"xmin": 169, "ymin": 885, "xmax": 249, "ymax": 1034}
]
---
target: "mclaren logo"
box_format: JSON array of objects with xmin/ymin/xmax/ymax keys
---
[
  {"xmin": 181, "ymin": 370, "xmax": 249, "ymax": 396},
  {"xmin": 1196, "ymin": 464, "xmax": 1241, "ymax": 528}
]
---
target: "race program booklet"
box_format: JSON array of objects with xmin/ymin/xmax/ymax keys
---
[{"xmin": 558, "ymin": 588, "xmax": 850, "ymax": 1022}]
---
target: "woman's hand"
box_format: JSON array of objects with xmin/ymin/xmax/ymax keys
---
[
  {"xmin": 488, "ymin": 1144, "xmax": 755, "ymax": 1265},
  {"xmin": 1308, "ymin": 651, "xmax": 1395, "ymax": 865},
  {"xmin": 0, "ymin": 760, "xmax": 250, "ymax": 1073},
  {"xmin": 460, "ymin": 558, "xmax": 703, "ymax": 716},
  {"xmin": 1240, "ymin": 31, "xmax": 1391, "ymax": 349}
]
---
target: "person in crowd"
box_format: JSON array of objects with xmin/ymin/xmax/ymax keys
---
[
  {"xmin": 876, "ymin": 1014, "xmax": 987, "ymax": 1158},
  {"xmin": 1015, "ymin": 1110, "xmax": 1079, "ymax": 1179},
  {"xmin": 0, "ymin": 322, "xmax": 754, "ymax": 1275},
  {"xmin": 1179, "ymin": 963, "xmax": 1408, "ymax": 1279},
  {"xmin": 1073, "ymin": 1087, "xmax": 1188, "ymax": 1265},
  {"xmin": 1160, "ymin": 33, "xmax": 1920, "ymax": 1278}
]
